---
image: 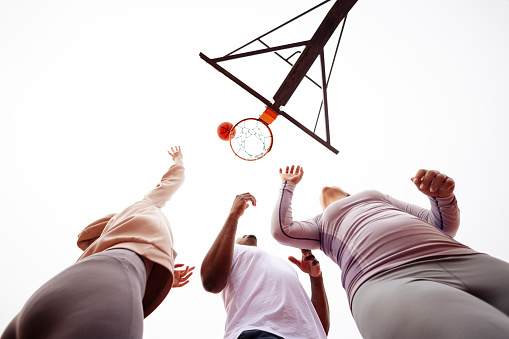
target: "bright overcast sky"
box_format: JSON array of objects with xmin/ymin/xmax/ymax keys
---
[{"xmin": 1, "ymin": 1, "xmax": 508, "ymax": 338}]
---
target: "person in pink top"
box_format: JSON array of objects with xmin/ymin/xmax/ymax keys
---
[
  {"xmin": 272, "ymin": 165, "xmax": 509, "ymax": 339},
  {"xmin": 1, "ymin": 147, "xmax": 194, "ymax": 339}
]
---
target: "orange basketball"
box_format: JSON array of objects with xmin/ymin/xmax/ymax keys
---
[{"xmin": 217, "ymin": 122, "xmax": 236, "ymax": 141}]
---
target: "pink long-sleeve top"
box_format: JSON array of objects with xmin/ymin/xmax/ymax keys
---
[
  {"xmin": 76, "ymin": 160, "xmax": 185, "ymax": 317},
  {"xmin": 272, "ymin": 181, "xmax": 479, "ymax": 308}
]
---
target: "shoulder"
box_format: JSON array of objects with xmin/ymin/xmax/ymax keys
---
[
  {"xmin": 326, "ymin": 190, "xmax": 387, "ymax": 206},
  {"xmin": 232, "ymin": 244, "xmax": 260, "ymax": 262},
  {"xmin": 355, "ymin": 189, "xmax": 385, "ymax": 197},
  {"xmin": 348, "ymin": 189, "xmax": 391, "ymax": 202},
  {"xmin": 233, "ymin": 245, "xmax": 286, "ymax": 266}
]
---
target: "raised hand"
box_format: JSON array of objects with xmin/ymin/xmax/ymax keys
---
[
  {"xmin": 411, "ymin": 169, "xmax": 455, "ymax": 198},
  {"xmin": 168, "ymin": 146, "xmax": 183, "ymax": 162},
  {"xmin": 229, "ymin": 193, "xmax": 257, "ymax": 219},
  {"xmin": 279, "ymin": 165, "xmax": 304, "ymax": 185},
  {"xmin": 172, "ymin": 264, "xmax": 195, "ymax": 288},
  {"xmin": 288, "ymin": 249, "xmax": 321, "ymax": 278}
]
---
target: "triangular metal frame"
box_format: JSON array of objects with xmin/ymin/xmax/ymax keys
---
[{"xmin": 200, "ymin": 0, "xmax": 359, "ymax": 154}]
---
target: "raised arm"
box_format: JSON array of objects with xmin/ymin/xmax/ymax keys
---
[
  {"xmin": 289, "ymin": 250, "xmax": 330, "ymax": 334},
  {"xmin": 201, "ymin": 193, "xmax": 256, "ymax": 294},
  {"xmin": 387, "ymin": 169, "xmax": 459, "ymax": 237},
  {"xmin": 143, "ymin": 147, "xmax": 185, "ymax": 208},
  {"xmin": 271, "ymin": 165, "xmax": 321, "ymax": 250}
]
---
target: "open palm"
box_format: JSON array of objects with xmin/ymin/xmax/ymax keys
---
[
  {"xmin": 279, "ymin": 165, "xmax": 304, "ymax": 185},
  {"xmin": 172, "ymin": 264, "xmax": 195, "ymax": 288}
]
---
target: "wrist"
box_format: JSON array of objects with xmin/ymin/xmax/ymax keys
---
[
  {"xmin": 227, "ymin": 211, "xmax": 242, "ymax": 221},
  {"xmin": 282, "ymin": 181, "xmax": 297, "ymax": 190},
  {"xmin": 310, "ymin": 271, "xmax": 322, "ymax": 279}
]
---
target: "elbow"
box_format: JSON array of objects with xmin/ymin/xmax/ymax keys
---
[
  {"xmin": 200, "ymin": 269, "xmax": 226, "ymax": 294},
  {"xmin": 271, "ymin": 222, "xmax": 297, "ymax": 248},
  {"xmin": 446, "ymin": 228, "xmax": 458, "ymax": 238},
  {"xmin": 319, "ymin": 308, "xmax": 330, "ymax": 335},
  {"xmin": 271, "ymin": 224, "xmax": 288, "ymax": 245},
  {"xmin": 201, "ymin": 279, "xmax": 223, "ymax": 294},
  {"xmin": 271, "ymin": 214, "xmax": 290, "ymax": 245},
  {"xmin": 442, "ymin": 220, "xmax": 459, "ymax": 238},
  {"xmin": 324, "ymin": 323, "xmax": 330, "ymax": 335},
  {"xmin": 323, "ymin": 316, "xmax": 330, "ymax": 335}
]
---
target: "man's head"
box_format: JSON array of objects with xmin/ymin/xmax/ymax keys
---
[
  {"xmin": 319, "ymin": 186, "xmax": 350, "ymax": 210},
  {"xmin": 235, "ymin": 234, "xmax": 258, "ymax": 247}
]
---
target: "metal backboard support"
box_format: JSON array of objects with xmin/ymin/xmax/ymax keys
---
[{"xmin": 200, "ymin": 0, "xmax": 359, "ymax": 154}]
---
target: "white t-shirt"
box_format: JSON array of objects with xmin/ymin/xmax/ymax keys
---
[{"xmin": 221, "ymin": 244, "xmax": 327, "ymax": 339}]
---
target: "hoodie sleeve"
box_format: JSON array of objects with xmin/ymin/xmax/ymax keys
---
[
  {"xmin": 77, "ymin": 213, "xmax": 116, "ymax": 250},
  {"xmin": 143, "ymin": 160, "xmax": 185, "ymax": 208}
]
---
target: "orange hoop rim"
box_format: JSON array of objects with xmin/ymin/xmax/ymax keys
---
[{"xmin": 229, "ymin": 118, "xmax": 273, "ymax": 161}]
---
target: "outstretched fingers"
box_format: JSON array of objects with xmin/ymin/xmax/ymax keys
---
[
  {"xmin": 279, "ymin": 165, "xmax": 304, "ymax": 184},
  {"xmin": 180, "ymin": 270, "xmax": 194, "ymax": 281},
  {"xmin": 173, "ymin": 265, "xmax": 195, "ymax": 288},
  {"xmin": 168, "ymin": 146, "xmax": 183, "ymax": 160},
  {"xmin": 288, "ymin": 256, "xmax": 301, "ymax": 267}
]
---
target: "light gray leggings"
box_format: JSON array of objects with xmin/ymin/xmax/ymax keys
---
[
  {"xmin": 1, "ymin": 249, "xmax": 147, "ymax": 339},
  {"xmin": 352, "ymin": 253, "xmax": 509, "ymax": 339}
]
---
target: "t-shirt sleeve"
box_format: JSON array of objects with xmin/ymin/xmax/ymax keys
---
[
  {"xmin": 271, "ymin": 181, "xmax": 321, "ymax": 250},
  {"xmin": 386, "ymin": 193, "xmax": 460, "ymax": 237},
  {"xmin": 143, "ymin": 161, "xmax": 185, "ymax": 208},
  {"xmin": 226, "ymin": 245, "xmax": 241, "ymax": 286}
]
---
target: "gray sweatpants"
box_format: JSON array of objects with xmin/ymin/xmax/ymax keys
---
[
  {"xmin": 1, "ymin": 249, "xmax": 147, "ymax": 339},
  {"xmin": 352, "ymin": 254, "xmax": 509, "ymax": 339}
]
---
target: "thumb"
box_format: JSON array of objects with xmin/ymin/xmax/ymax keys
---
[
  {"xmin": 288, "ymin": 256, "xmax": 301, "ymax": 267},
  {"xmin": 410, "ymin": 177, "xmax": 422, "ymax": 190}
]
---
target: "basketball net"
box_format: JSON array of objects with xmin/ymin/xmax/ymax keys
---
[{"xmin": 230, "ymin": 108, "xmax": 276, "ymax": 161}]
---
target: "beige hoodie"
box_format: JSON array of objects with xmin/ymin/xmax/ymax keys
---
[{"xmin": 77, "ymin": 160, "xmax": 185, "ymax": 317}]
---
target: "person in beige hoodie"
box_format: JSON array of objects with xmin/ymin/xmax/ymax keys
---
[{"xmin": 1, "ymin": 146, "xmax": 193, "ymax": 339}]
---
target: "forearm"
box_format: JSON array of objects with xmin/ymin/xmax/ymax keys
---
[
  {"xmin": 144, "ymin": 162, "xmax": 185, "ymax": 207},
  {"xmin": 310, "ymin": 273, "xmax": 330, "ymax": 334},
  {"xmin": 428, "ymin": 194, "xmax": 460, "ymax": 237},
  {"xmin": 387, "ymin": 193, "xmax": 460, "ymax": 237},
  {"xmin": 200, "ymin": 213, "xmax": 239, "ymax": 293},
  {"xmin": 271, "ymin": 181, "xmax": 321, "ymax": 249}
]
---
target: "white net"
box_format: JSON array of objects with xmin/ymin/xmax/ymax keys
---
[{"xmin": 230, "ymin": 118, "xmax": 273, "ymax": 161}]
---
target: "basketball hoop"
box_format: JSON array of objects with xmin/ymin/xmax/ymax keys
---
[
  {"xmin": 230, "ymin": 118, "xmax": 273, "ymax": 161},
  {"xmin": 200, "ymin": 0, "xmax": 354, "ymax": 155}
]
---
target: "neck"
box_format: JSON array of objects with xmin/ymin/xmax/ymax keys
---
[{"xmin": 323, "ymin": 193, "xmax": 348, "ymax": 209}]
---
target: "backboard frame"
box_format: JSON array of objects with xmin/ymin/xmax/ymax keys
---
[{"xmin": 200, "ymin": 0, "xmax": 359, "ymax": 154}]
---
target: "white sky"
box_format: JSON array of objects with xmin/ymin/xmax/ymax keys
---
[{"xmin": 1, "ymin": 0, "xmax": 508, "ymax": 338}]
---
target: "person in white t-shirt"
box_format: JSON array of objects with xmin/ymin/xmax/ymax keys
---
[{"xmin": 201, "ymin": 193, "xmax": 329, "ymax": 339}]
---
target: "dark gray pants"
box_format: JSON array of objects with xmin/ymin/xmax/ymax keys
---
[
  {"xmin": 1, "ymin": 249, "xmax": 146, "ymax": 339},
  {"xmin": 352, "ymin": 254, "xmax": 509, "ymax": 339},
  {"xmin": 237, "ymin": 330, "xmax": 284, "ymax": 339}
]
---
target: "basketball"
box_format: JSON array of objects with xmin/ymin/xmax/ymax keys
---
[{"xmin": 217, "ymin": 122, "xmax": 236, "ymax": 141}]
